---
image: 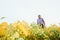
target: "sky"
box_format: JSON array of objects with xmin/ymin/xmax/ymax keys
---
[{"xmin": 0, "ymin": 0, "xmax": 60, "ymax": 26}]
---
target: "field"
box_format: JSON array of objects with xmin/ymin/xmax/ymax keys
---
[{"xmin": 0, "ymin": 20, "xmax": 60, "ymax": 40}]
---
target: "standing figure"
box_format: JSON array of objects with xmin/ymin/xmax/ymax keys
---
[{"xmin": 37, "ymin": 15, "xmax": 45, "ymax": 28}]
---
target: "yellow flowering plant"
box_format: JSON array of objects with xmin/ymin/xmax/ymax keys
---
[{"xmin": 0, "ymin": 21, "xmax": 60, "ymax": 40}]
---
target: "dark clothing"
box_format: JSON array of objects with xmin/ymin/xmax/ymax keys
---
[{"xmin": 41, "ymin": 24, "xmax": 44, "ymax": 28}]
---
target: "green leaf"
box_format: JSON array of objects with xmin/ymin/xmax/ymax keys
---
[{"xmin": 0, "ymin": 17, "xmax": 5, "ymax": 20}]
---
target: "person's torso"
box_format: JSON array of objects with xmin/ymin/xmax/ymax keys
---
[{"xmin": 37, "ymin": 18, "xmax": 44, "ymax": 24}]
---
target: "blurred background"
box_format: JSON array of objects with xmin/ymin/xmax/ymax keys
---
[{"xmin": 0, "ymin": 0, "xmax": 60, "ymax": 26}]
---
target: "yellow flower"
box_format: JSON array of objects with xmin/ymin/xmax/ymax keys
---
[
  {"xmin": 1, "ymin": 22, "xmax": 8, "ymax": 27},
  {"xmin": 0, "ymin": 27, "xmax": 7, "ymax": 36},
  {"xmin": 17, "ymin": 23, "xmax": 28, "ymax": 36},
  {"xmin": 0, "ymin": 22, "xmax": 8, "ymax": 37}
]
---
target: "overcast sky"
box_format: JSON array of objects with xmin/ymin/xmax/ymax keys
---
[{"xmin": 0, "ymin": 0, "xmax": 60, "ymax": 26}]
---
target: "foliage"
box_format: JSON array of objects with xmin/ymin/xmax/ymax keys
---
[{"xmin": 0, "ymin": 21, "xmax": 60, "ymax": 40}]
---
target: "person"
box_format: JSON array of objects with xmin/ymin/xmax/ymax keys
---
[{"xmin": 37, "ymin": 15, "xmax": 45, "ymax": 28}]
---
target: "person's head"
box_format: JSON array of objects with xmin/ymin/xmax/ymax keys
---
[{"xmin": 38, "ymin": 15, "xmax": 41, "ymax": 19}]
